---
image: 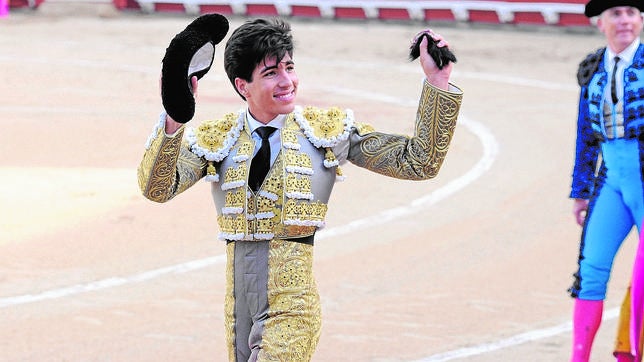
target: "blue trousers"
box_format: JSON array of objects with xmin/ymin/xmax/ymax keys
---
[{"xmin": 573, "ymin": 138, "xmax": 644, "ymax": 300}]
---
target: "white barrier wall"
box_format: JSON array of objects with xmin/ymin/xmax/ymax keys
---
[
  {"xmin": 10, "ymin": 0, "xmax": 591, "ymax": 27},
  {"xmin": 125, "ymin": 0, "xmax": 590, "ymax": 27}
]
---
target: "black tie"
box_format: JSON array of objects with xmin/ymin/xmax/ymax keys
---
[
  {"xmin": 248, "ymin": 126, "xmax": 277, "ymax": 191},
  {"xmin": 611, "ymin": 56, "xmax": 620, "ymax": 104}
]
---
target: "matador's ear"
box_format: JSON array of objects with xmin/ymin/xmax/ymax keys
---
[{"xmin": 161, "ymin": 13, "xmax": 229, "ymax": 123}]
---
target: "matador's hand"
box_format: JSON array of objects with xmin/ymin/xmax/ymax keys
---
[
  {"xmin": 409, "ymin": 29, "xmax": 455, "ymax": 90},
  {"xmin": 161, "ymin": 75, "xmax": 198, "ymax": 134},
  {"xmin": 161, "ymin": 13, "xmax": 229, "ymax": 124}
]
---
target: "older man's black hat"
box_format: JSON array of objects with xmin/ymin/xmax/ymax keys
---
[{"xmin": 584, "ymin": 0, "xmax": 644, "ymax": 17}]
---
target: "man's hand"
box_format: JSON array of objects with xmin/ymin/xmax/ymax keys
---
[
  {"xmin": 573, "ymin": 198, "xmax": 590, "ymax": 226},
  {"xmin": 413, "ymin": 30, "xmax": 453, "ymax": 90},
  {"xmin": 161, "ymin": 13, "xmax": 229, "ymax": 124},
  {"xmin": 164, "ymin": 76, "xmax": 198, "ymax": 134}
]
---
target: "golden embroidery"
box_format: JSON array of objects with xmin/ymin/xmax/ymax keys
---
[
  {"xmin": 285, "ymin": 173, "xmax": 313, "ymax": 200},
  {"xmin": 335, "ymin": 166, "xmax": 345, "ymax": 179},
  {"xmin": 324, "ymin": 148, "xmax": 336, "ymax": 163},
  {"xmin": 256, "ymin": 217, "xmax": 275, "ymax": 236},
  {"xmin": 205, "ymin": 161, "xmax": 218, "ymax": 182},
  {"xmin": 175, "ymin": 147, "xmax": 207, "ymax": 194},
  {"xmin": 215, "ymin": 114, "xmax": 345, "ymax": 241},
  {"xmin": 283, "ymin": 199, "xmax": 327, "ymax": 227},
  {"xmin": 284, "ymin": 149, "xmax": 313, "ymax": 174},
  {"xmin": 282, "ymin": 128, "xmax": 300, "ymax": 149},
  {"xmin": 224, "ymin": 188, "xmax": 246, "ymax": 212},
  {"xmin": 262, "ymin": 170, "xmax": 283, "ymax": 198},
  {"xmin": 224, "ymin": 242, "xmax": 236, "ymax": 362},
  {"xmin": 139, "ymin": 121, "xmax": 215, "ymax": 202},
  {"xmin": 256, "ymin": 195, "xmax": 276, "ymax": 214},
  {"xmin": 219, "ymin": 214, "xmax": 247, "ymax": 240},
  {"xmin": 138, "ymin": 127, "xmax": 187, "ymax": 203},
  {"xmin": 416, "ymin": 81, "xmax": 461, "ymax": 178},
  {"xmin": 302, "ymin": 106, "xmax": 346, "ymax": 139},
  {"xmin": 295, "ymin": 105, "xmax": 354, "ymax": 149},
  {"xmin": 350, "ymin": 81, "xmax": 461, "ymax": 180},
  {"xmin": 354, "ymin": 121, "xmax": 375, "ymax": 135},
  {"xmin": 194, "ymin": 114, "xmax": 237, "ymax": 152},
  {"xmin": 259, "ymin": 239, "xmax": 321, "ymax": 362},
  {"xmin": 188, "ymin": 111, "xmax": 245, "ymax": 162},
  {"xmin": 311, "ymin": 202, "xmax": 327, "ymax": 224},
  {"xmin": 221, "ymin": 165, "xmax": 246, "ymax": 190},
  {"xmin": 272, "ymin": 223, "xmax": 315, "ymax": 237},
  {"xmin": 234, "ymin": 141, "xmax": 253, "ymax": 161}
]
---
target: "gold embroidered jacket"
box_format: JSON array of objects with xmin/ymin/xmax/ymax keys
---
[{"xmin": 138, "ymin": 80, "xmax": 462, "ymax": 241}]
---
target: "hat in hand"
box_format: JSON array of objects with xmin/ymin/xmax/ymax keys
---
[
  {"xmin": 584, "ymin": 0, "xmax": 644, "ymax": 17},
  {"xmin": 161, "ymin": 13, "xmax": 229, "ymax": 123}
]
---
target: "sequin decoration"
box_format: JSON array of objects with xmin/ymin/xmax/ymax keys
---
[{"xmin": 258, "ymin": 239, "xmax": 321, "ymax": 361}]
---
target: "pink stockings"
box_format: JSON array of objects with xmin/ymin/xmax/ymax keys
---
[{"xmin": 572, "ymin": 299, "xmax": 603, "ymax": 362}]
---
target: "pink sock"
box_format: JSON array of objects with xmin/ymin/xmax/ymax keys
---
[{"xmin": 572, "ymin": 299, "xmax": 603, "ymax": 362}]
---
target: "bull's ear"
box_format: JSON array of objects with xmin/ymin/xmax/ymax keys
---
[
  {"xmin": 409, "ymin": 33, "xmax": 457, "ymax": 70},
  {"xmin": 161, "ymin": 13, "xmax": 229, "ymax": 124}
]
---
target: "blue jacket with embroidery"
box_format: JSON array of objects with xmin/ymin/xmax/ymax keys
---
[{"xmin": 570, "ymin": 43, "xmax": 644, "ymax": 199}]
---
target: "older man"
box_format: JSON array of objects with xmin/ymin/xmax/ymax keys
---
[{"xmin": 568, "ymin": 1, "xmax": 644, "ymax": 361}]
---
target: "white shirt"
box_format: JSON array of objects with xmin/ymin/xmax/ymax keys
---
[
  {"xmin": 246, "ymin": 111, "xmax": 286, "ymax": 166},
  {"xmin": 604, "ymin": 39, "xmax": 640, "ymax": 103}
]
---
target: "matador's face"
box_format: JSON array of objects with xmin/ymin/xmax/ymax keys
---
[{"xmin": 235, "ymin": 54, "xmax": 299, "ymax": 124}]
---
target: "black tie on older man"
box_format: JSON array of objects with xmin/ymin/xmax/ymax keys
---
[
  {"xmin": 249, "ymin": 126, "xmax": 277, "ymax": 191},
  {"xmin": 611, "ymin": 56, "xmax": 620, "ymax": 104}
]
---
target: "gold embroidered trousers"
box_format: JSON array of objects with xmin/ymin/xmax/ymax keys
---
[{"xmin": 225, "ymin": 239, "xmax": 321, "ymax": 362}]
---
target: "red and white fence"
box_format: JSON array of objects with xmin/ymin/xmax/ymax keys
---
[{"xmin": 9, "ymin": 0, "xmax": 591, "ymax": 27}]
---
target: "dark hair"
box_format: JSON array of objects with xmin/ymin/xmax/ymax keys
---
[{"xmin": 224, "ymin": 18, "xmax": 294, "ymax": 100}]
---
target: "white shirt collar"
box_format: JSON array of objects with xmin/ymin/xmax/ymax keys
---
[
  {"xmin": 246, "ymin": 110, "xmax": 286, "ymax": 134},
  {"xmin": 606, "ymin": 38, "xmax": 640, "ymax": 67}
]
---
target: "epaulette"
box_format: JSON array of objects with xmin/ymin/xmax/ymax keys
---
[
  {"xmin": 293, "ymin": 105, "xmax": 355, "ymax": 148},
  {"xmin": 186, "ymin": 111, "xmax": 245, "ymax": 162},
  {"xmin": 354, "ymin": 121, "xmax": 375, "ymax": 135},
  {"xmin": 577, "ymin": 47, "xmax": 605, "ymax": 87}
]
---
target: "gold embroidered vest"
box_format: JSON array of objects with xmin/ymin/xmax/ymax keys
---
[
  {"xmin": 188, "ymin": 107, "xmax": 353, "ymax": 241},
  {"xmin": 138, "ymin": 81, "xmax": 462, "ymax": 240}
]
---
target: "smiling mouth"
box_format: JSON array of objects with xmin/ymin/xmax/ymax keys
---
[{"xmin": 274, "ymin": 90, "xmax": 295, "ymax": 101}]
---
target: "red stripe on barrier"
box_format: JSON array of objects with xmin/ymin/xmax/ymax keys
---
[
  {"xmin": 559, "ymin": 13, "xmax": 591, "ymax": 26},
  {"xmin": 378, "ymin": 8, "xmax": 410, "ymax": 21},
  {"xmin": 9, "ymin": 0, "xmax": 45, "ymax": 9},
  {"xmin": 290, "ymin": 5, "xmax": 320, "ymax": 18},
  {"xmin": 198, "ymin": 4, "xmax": 233, "ymax": 15},
  {"xmin": 468, "ymin": 10, "xmax": 500, "ymax": 23},
  {"xmin": 425, "ymin": 9, "xmax": 456, "ymax": 22},
  {"xmin": 8, "ymin": 0, "xmax": 28, "ymax": 7},
  {"xmin": 246, "ymin": 4, "xmax": 278, "ymax": 16},
  {"xmin": 3, "ymin": 0, "xmax": 595, "ymax": 30},
  {"xmin": 113, "ymin": 0, "xmax": 126, "ymax": 9},
  {"xmin": 334, "ymin": 7, "xmax": 366, "ymax": 19},
  {"xmin": 513, "ymin": 11, "xmax": 546, "ymax": 24},
  {"xmin": 154, "ymin": 2, "xmax": 183, "ymax": 12}
]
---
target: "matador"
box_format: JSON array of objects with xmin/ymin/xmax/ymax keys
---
[{"xmin": 138, "ymin": 15, "xmax": 463, "ymax": 361}]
